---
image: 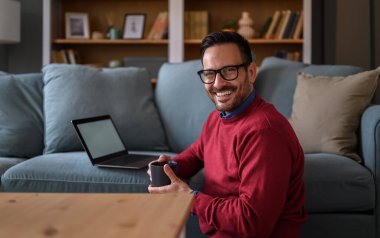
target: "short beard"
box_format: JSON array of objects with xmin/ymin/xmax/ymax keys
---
[{"xmin": 206, "ymin": 76, "xmax": 252, "ymax": 113}]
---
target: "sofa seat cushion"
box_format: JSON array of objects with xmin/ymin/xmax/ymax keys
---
[
  {"xmin": 0, "ymin": 157, "xmax": 26, "ymax": 176},
  {"xmin": 0, "ymin": 157, "xmax": 27, "ymax": 192},
  {"xmin": 1, "ymin": 151, "xmax": 176, "ymax": 193},
  {"xmin": 304, "ymin": 153, "xmax": 375, "ymax": 213}
]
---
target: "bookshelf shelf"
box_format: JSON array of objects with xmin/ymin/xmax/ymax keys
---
[
  {"xmin": 53, "ymin": 39, "xmax": 168, "ymax": 45},
  {"xmin": 184, "ymin": 39, "xmax": 303, "ymax": 45}
]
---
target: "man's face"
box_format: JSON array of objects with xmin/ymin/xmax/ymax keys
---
[{"xmin": 202, "ymin": 43, "xmax": 257, "ymax": 114}]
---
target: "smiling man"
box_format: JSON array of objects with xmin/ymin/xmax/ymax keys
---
[{"xmin": 148, "ymin": 31, "xmax": 307, "ymax": 238}]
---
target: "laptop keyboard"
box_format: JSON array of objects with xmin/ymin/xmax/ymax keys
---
[{"xmin": 104, "ymin": 155, "xmax": 155, "ymax": 166}]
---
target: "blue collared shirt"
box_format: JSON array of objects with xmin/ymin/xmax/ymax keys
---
[{"xmin": 220, "ymin": 90, "xmax": 256, "ymax": 119}]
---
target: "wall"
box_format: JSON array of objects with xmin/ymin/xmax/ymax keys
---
[
  {"xmin": 312, "ymin": 0, "xmax": 378, "ymax": 69},
  {"xmin": 0, "ymin": 46, "xmax": 7, "ymax": 71},
  {"xmin": 376, "ymin": 0, "xmax": 380, "ymax": 67},
  {"xmin": 335, "ymin": 0, "xmax": 371, "ymax": 69},
  {"xmin": 0, "ymin": 0, "xmax": 42, "ymax": 73}
]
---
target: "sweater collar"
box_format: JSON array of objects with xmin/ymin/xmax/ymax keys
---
[{"xmin": 220, "ymin": 89, "xmax": 256, "ymax": 119}]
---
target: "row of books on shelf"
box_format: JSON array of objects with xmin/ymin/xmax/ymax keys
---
[
  {"xmin": 147, "ymin": 12, "xmax": 169, "ymax": 40},
  {"xmin": 274, "ymin": 50, "xmax": 301, "ymax": 62},
  {"xmin": 51, "ymin": 49, "xmax": 79, "ymax": 64},
  {"xmin": 184, "ymin": 11, "xmax": 209, "ymax": 40},
  {"xmin": 260, "ymin": 10, "xmax": 304, "ymax": 40},
  {"xmin": 148, "ymin": 11, "xmax": 209, "ymax": 40},
  {"xmin": 100, "ymin": 10, "xmax": 301, "ymax": 42}
]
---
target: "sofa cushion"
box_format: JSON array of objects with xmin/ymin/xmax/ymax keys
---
[
  {"xmin": 0, "ymin": 157, "xmax": 27, "ymax": 192},
  {"xmin": 304, "ymin": 153, "xmax": 375, "ymax": 213},
  {"xmin": 42, "ymin": 64, "xmax": 168, "ymax": 154},
  {"xmin": 155, "ymin": 60, "xmax": 214, "ymax": 153},
  {"xmin": 255, "ymin": 57, "xmax": 307, "ymax": 118},
  {"xmin": 0, "ymin": 73, "xmax": 44, "ymax": 158},
  {"xmin": 289, "ymin": 69, "xmax": 379, "ymax": 162},
  {"xmin": 255, "ymin": 57, "xmax": 364, "ymax": 118},
  {"xmin": 0, "ymin": 157, "xmax": 26, "ymax": 175},
  {"xmin": 1, "ymin": 151, "xmax": 176, "ymax": 193}
]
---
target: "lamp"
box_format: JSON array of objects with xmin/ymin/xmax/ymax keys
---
[{"xmin": 0, "ymin": 0, "xmax": 20, "ymax": 43}]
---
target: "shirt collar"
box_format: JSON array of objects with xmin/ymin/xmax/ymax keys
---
[{"xmin": 220, "ymin": 89, "xmax": 256, "ymax": 119}]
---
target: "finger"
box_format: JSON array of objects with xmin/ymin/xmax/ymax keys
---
[
  {"xmin": 147, "ymin": 166, "xmax": 151, "ymax": 176},
  {"xmin": 148, "ymin": 184, "xmax": 170, "ymax": 194},
  {"xmin": 158, "ymin": 154, "xmax": 170, "ymax": 162},
  {"xmin": 164, "ymin": 164, "xmax": 179, "ymax": 183}
]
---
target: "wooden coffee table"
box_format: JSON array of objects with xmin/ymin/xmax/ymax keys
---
[{"xmin": 0, "ymin": 193, "xmax": 194, "ymax": 238}]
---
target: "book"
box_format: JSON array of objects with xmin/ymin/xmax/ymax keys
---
[
  {"xmin": 147, "ymin": 12, "xmax": 169, "ymax": 40},
  {"xmin": 275, "ymin": 10, "xmax": 291, "ymax": 39},
  {"xmin": 282, "ymin": 11, "xmax": 297, "ymax": 39},
  {"xmin": 184, "ymin": 11, "xmax": 209, "ymax": 39},
  {"xmin": 259, "ymin": 16, "xmax": 272, "ymax": 38},
  {"xmin": 51, "ymin": 50, "xmax": 65, "ymax": 63},
  {"xmin": 271, "ymin": 11, "xmax": 284, "ymax": 39},
  {"xmin": 293, "ymin": 10, "xmax": 304, "ymax": 39},
  {"xmin": 184, "ymin": 11, "xmax": 191, "ymax": 39},
  {"xmin": 51, "ymin": 49, "xmax": 79, "ymax": 64},
  {"xmin": 264, "ymin": 10, "xmax": 280, "ymax": 39},
  {"xmin": 199, "ymin": 11, "xmax": 209, "ymax": 38},
  {"xmin": 68, "ymin": 49, "xmax": 77, "ymax": 64},
  {"xmin": 274, "ymin": 50, "xmax": 301, "ymax": 61},
  {"xmin": 287, "ymin": 12, "xmax": 300, "ymax": 39}
]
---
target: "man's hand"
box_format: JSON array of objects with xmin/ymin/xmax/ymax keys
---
[
  {"xmin": 147, "ymin": 155, "xmax": 170, "ymax": 182},
  {"xmin": 148, "ymin": 160, "xmax": 192, "ymax": 194}
]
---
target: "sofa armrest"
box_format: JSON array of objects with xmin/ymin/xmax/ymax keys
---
[
  {"xmin": 360, "ymin": 104, "xmax": 380, "ymax": 174},
  {"xmin": 361, "ymin": 104, "xmax": 380, "ymax": 238}
]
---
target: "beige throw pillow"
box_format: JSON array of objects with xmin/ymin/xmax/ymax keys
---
[{"xmin": 289, "ymin": 67, "xmax": 380, "ymax": 162}]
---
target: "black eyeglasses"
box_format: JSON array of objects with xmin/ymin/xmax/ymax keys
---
[{"xmin": 197, "ymin": 63, "xmax": 248, "ymax": 84}]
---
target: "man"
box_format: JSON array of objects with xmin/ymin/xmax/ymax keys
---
[{"xmin": 148, "ymin": 31, "xmax": 307, "ymax": 238}]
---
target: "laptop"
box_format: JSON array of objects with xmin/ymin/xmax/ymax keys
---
[{"xmin": 71, "ymin": 115, "xmax": 157, "ymax": 169}]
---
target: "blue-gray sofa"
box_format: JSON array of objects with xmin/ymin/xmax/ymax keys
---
[{"xmin": 0, "ymin": 57, "xmax": 379, "ymax": 238}]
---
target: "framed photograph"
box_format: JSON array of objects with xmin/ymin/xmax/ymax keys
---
[
  {"xmin": 65, "ymin": 12, "xmax": 90, "ymax": 39},
  {"xmin": 123, "ymin": 14, "xmax": 146, "ymax": 39}
]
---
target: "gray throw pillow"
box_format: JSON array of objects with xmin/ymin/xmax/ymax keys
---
[
  {"xmin": 42, "ymin": 64, "xmax": 168, "ymax": 154},
  {"xmin": 0, "ymin": 73, "xmax": 44, "ymax": 158}
]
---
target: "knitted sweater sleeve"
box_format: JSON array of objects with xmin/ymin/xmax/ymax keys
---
[{"xmin": 173, "ymin": 136, "xmax": 205, "ymax": 179}]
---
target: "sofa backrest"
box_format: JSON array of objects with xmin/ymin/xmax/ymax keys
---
[
  {"xmin": 255, "ymin": 57, "xmax": 363, "ymax": 118},
  {"xmin": 42, "ymin": 64, "xmax": 168, "ymax": 154},
  {"xmin": 0, "ymin": 73, "xmax": 44, "ymax": 158},
  {"xmin": 155, "ymin": 60, "xmax": 214, "ymax": 153}
]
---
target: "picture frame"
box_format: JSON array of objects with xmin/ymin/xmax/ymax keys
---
[
  {"xmin": 122, "ymin": 14, "xmax": 146, "ymax": 39},
  {"xmin": 65, "ymin": 12, "xmax": 90, "ymax": 39}
]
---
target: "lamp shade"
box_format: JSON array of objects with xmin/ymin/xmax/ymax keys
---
[{"xmin": 0, "ymin": 0, "xmax": 20, "ymax": 43}]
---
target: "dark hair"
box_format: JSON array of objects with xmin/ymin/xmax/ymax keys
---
[{"xmin": 200, "ymin": 31, "xmax": 253, "ymax": 64}]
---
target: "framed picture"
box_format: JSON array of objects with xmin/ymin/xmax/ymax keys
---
[
  {"xmin": 123, "ymin": 14, "xmax": 146, "ymax": 39},
  {"xmin": 65, "ymin": 12, "xmax": 90, "ymax": 39}
]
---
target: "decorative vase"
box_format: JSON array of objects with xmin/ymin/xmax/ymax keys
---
[{"xmin": 237, "ymin": 12, "xmax": 255, "ymax": 39}]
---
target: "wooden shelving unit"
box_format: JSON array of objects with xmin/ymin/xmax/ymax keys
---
[
  {"xmin": 183, "ymin": 0, "xmax": 304, "ymax": 64},
  {"xmin": 43, "ymin": 0, "xmax": 310, "ymax": 66}
]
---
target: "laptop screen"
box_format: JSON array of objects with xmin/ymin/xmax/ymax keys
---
[{"xmin": 76, "ymin": 118, "xmax": 126, "ymax": 159}]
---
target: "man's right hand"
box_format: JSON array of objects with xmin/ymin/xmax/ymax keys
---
[{"xmin": 147, "ymin": 154, "xmax": 171, "ymax": 182}]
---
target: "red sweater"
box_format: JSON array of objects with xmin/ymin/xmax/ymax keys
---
[{"xmin": 174, "ymin": 94, "xmax": 307, "ymax": 238}]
